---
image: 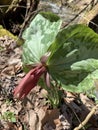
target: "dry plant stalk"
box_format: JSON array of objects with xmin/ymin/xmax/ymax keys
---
[{"xmin": 74, "ymin": 104, "xmax": 98, "ymax": 130}]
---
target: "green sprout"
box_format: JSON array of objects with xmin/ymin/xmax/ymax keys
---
[{"xmin": 0, "ymin": 111, "xmax": 16, "ymax": 122}]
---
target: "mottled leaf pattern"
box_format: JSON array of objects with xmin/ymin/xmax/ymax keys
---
[
  {"xmin": 22, "ymin": 14, "xmax": 62, "ymax": 65},
  {"xmin": 47, "ymin": 24, "xmax": 98, "ymax": 92},
  {"xmin": 71, "ymin": 59, "xmax": 98, "ymax": 72}
]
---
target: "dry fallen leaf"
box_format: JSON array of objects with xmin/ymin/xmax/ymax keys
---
[{"xmin": 28, "ymin": 109, "xmax": 40, "ymax": 130}]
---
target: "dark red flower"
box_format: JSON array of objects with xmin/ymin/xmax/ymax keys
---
[{"xmin": 13, "ymin": 65, "xmax": 46, "ymax": 99}]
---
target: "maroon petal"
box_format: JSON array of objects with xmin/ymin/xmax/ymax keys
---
[{"xmin": 13, "ymin": 65, "xmax": 46, "ymax": 99}]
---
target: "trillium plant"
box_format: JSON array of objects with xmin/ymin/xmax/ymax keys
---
[{"xmin": 14, "ymin": 12, "xmax": 98, "ymax": 108}]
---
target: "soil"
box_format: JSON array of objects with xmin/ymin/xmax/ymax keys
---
[{"xmin": 0, "ymin": 0, "xmax": 98, "ymax": 130}]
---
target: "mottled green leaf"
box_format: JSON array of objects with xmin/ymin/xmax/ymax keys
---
[
  {"xmin": 61, "ymin": 69, "xmax": 98, "ymax": 93},
  {"xmin": 22, "ymin": 13, "xmax": 62, "ymax": 65},
  {"xmin": 77, "ymin": 70, "xmax": 98, "ymax": 93},
  {"xmin": 71, "ymin": 59, "xmax": 98, "ymax": 72},
  {"xmin": 47, "ymin": 24, "xmax": 98, "ymax": 92}
]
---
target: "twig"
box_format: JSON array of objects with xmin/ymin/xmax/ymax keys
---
[
  {"xmin": 62, "ymin": 1, "xmax": 98, "ymax": 28},
  {"xmin": 0, "ymin": 5, "xmax": 27, "ymax": 9},
  {"xmin": 6, "ymin": 0, "xmax": 19, "ymax": 13},
  {"xmin": 74, "ymin": 104, "xmax": 98, "ymax": 130},
  {"xmin": 18, "ymin": 0, "xmax": 40, "ymax": 38},
  {"xmin": 64, "ymin": 98, "xmax": 85, "ymax": 130}
]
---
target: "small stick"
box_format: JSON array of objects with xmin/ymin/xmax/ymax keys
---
[{"xmin": 74, "ymin": 104, "xmax": 98, "ymax": 130}]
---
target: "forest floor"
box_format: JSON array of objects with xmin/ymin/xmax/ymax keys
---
[{"xmin": 0, "ymin": 0, "xmax": 98, "ymax": 130}]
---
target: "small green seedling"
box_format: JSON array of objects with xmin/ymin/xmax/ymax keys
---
[{"xmin": 0, "ymin": 111, "xmax": 16, "ymax": 122}]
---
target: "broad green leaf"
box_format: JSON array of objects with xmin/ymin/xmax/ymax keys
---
[
  {"xmin": 47, "ymin": 24, "xmax": 98, "ymax": 92},
  {"xmin": 77, "ymin": 70, "xmax": 98, "ymax": 93},
  {"xmin": 71, "ymin": 59, "xmax": 98, "ymax": 72},
  {"xmin": 22, "ymin": 13, "xmax": 62, "ymax": 65},
  {"xmin": 61, "ymin": 69, "xmax": 98, "ymax": 93}
]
